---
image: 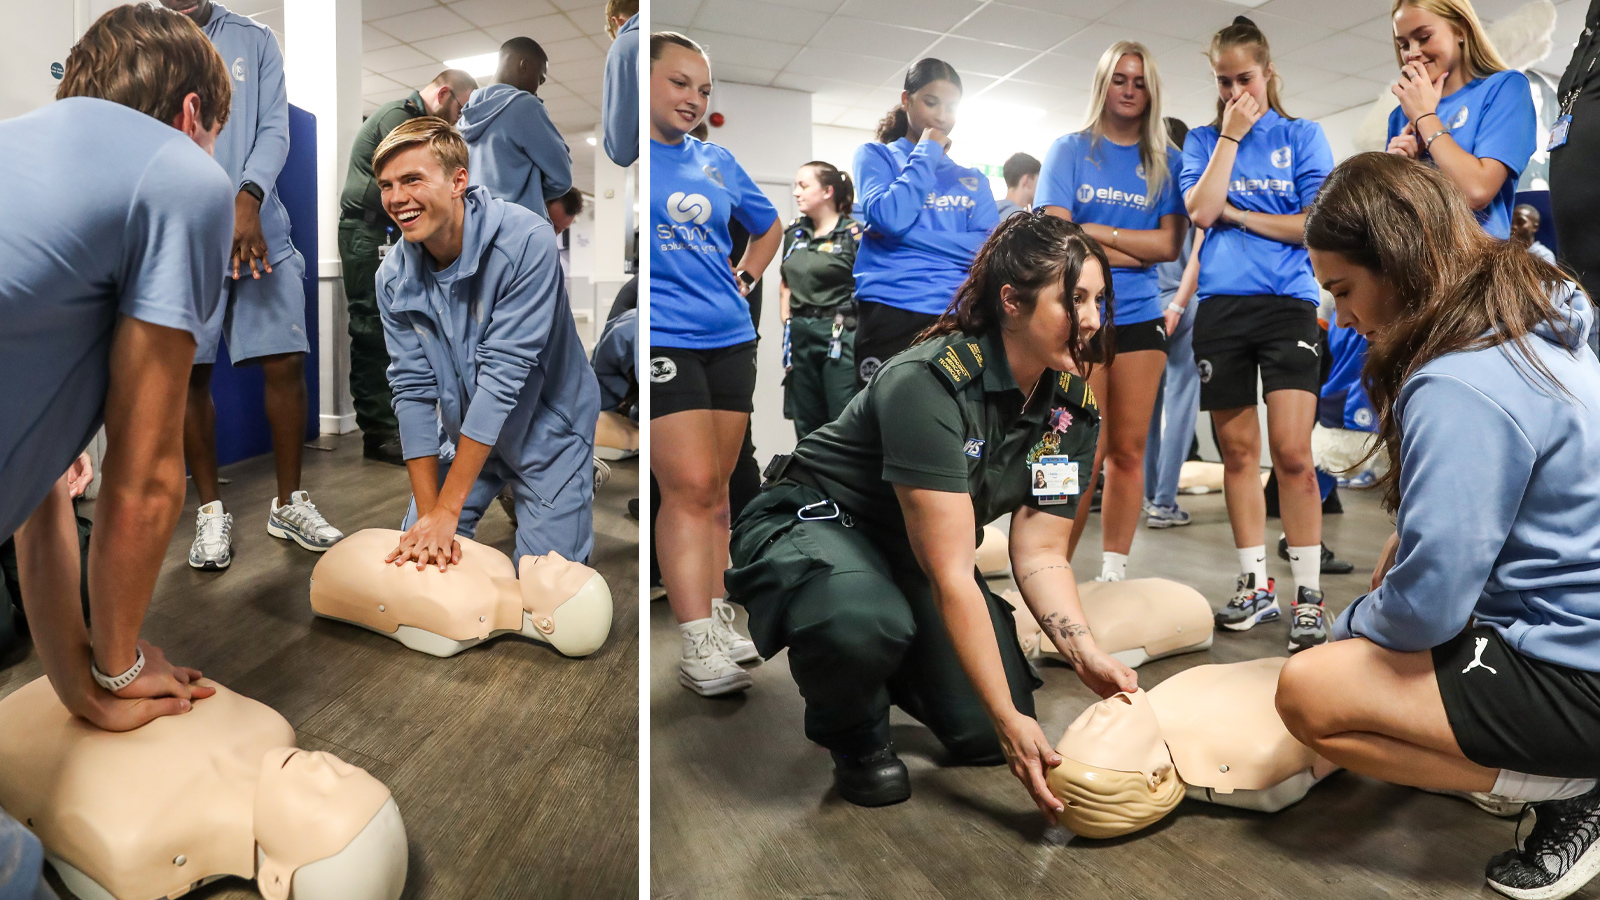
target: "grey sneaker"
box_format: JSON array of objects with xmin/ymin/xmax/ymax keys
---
[
  {"xmin": 1146, "ymin": 503, "xmax": 1191, "ymax": 529},
  {"xmin": 1214, "ymin": 574, "xmax": 1279, "ymax": 631},
  {"xmin": 712, "ymin": 597, "xmax": 760, "ymax": 663},
  {"xmin": 1287, "ymin": 586, "xmax": 1328, "ymax": 653},
  {"xmin": 187, "ymin": 501, "xmax": 232, "ymax": 570},
  {"xmin": 267, "ymin": 491, "xmax": 343, "ymax": 552},
  {"xmin": 1486, "ymin": 784, "xmax": 1600, "ymax": 899}
]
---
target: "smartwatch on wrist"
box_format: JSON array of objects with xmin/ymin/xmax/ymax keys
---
[
  {"xmin": 91, "ymin": 645, "xmax": 145, "ymax": 693},
  {"xmin": 239, "ymin": 180, "xmax": 265, "ymax": 203},
  {"xmin": 735, "ymin": 269, "xmax": 756, "ymax": 290}
]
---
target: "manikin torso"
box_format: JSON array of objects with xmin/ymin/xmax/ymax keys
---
[
  {"xmin": 0, "ymin": 677, "xmax": 406, "ymax": 900},
  {"xmin": 1007, "ymin": 579, "xmax": 1214, "ymax": 667},
  {"xmin": 309, "ymin": 529, "xmax": 612, "ymax": 658}
]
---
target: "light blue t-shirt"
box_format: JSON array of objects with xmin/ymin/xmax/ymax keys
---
[
  {"xmin": 1386, "ymin": 69, "xmax": 1536, "ymax": 240},
  {"xmin": 1037, "ymin": 132, "xmax": 1185, "ymax": 324},
  {"xmin": 0, "ymin": 98, "xmax": 234, "ymax": 541},
  {"xmin": 650, "ymin": 137, "xmax": 778, "ymax": 349},
  {"xmin": 995, "ymin": 197, "xmax": 1027, "ymax": 220},
  {"xmin": 1180, "ymin": 110, "xmax": 1333, "ymax": 304},
  {"xmin": 852, "ymin": 138, "xmax": 999, "ymax": 315}
]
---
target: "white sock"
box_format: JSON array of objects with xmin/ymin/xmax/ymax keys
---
[
  {"xmin": 679, "ymin": 617, "xmax": 713, "ymax": 639},
  {"xmin": 1286, "ymin": 544, "xmax": 1321, "ymax": 594},
  {"xmin": 1237, "ymin": 545, "xmax": 1268, "ymax": 588},
  {"xmin": 1491, "ymin": 770, "xmax": 1597, "ymax": 802},
  {"xmin": 1100, "ymin": 552, "xmax": 1128, "ymax": 581}
]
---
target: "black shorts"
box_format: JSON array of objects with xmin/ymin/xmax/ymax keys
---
[
  {"xmin": 1192, "ymin": 294, "xmax": 1321, "ymax": 410},
  {"xmin": 1085, "ymin": 315, "xmax": 1167, "ymax": 363},
  {"xmin": 649, "ymin": 341, "xmax": 758, "ymax": 419},
  {"xmin": 854, "ymin": 301, "xmax": 940, "ymax": 388},
  {"xmin": 1434, "ymin": 625, "xmax": 1600, "ymax": 777}
]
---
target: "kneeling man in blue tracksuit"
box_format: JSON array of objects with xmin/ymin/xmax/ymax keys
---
[{"xmin": 373, "ymin": 117, "xmax": 599, "ymax": 568}]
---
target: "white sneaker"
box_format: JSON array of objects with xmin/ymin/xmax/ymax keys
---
[
  {"xmin": 187, "ymin": 502, "xmax": 233, "ymax": 570},
  {"xmin": 678, "ymin": 621, "xmax": 752, "ymax": 696},
  {"xmin": 1094, "ymin": 570, "xmax": 1124, "ymax": 583},
  {"xmin": 712, "ymin": 597, "xmax": 760, "ymax": 663},
  {"xmin": 267, "ymin": 491, "xmax": 344, "ymax": 551},
  {"xmin": 593, "ymin": 456, "xmax": 612, "ymax": 489}
]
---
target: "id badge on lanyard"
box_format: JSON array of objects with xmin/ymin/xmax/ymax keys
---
[
  {"xmin": 828, "ymin": 311, "xmax": 845, "ymax": 359},
  {"xmin": 1554, "ymin": 23, "xmax": 1600, "ymax": 151},
  {"xmin": 1031, "ymin": 455, "xmax": 1079, "ymax": 506}
]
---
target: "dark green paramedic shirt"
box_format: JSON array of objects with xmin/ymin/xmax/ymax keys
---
[
  {"xmin": 340, "ymin": 91, "xmax": 424, "ymax": 218},
  {"xmin": 791, "ymin": 328, "xmax": 1100, "ymax": 538},
  {"xmin": 780, "ymin": 215, "xmax": 860, "ymax": 312}
]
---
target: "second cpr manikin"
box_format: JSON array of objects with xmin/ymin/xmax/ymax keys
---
[
  {"xmin": 0, "ymin": 677, "xmax": 407, "ymax": 900},
  {"xmin": 309, "ymin": 528, "xmax": 613, "ymax": 658},
  {"xmin": 1007, "ymin": 578, "xmax": 1214, "ymax": 668}
]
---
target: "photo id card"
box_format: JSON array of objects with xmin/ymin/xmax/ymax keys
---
[{"xmin": 1031, "ymin": 455, "xmax": 1078, "ymax": 505}]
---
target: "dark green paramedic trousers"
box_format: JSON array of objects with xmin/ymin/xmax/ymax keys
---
[
  {"xmin": 784, "ymin": 315, "xmax": 858, "ymax": 439},
  {"xmin": 338, "ymin": 218, "xmax": 399, "ymax": 439},
  {"xmin": 727, "ymin": 480, "xmax": 1041, "ymax": 760}
]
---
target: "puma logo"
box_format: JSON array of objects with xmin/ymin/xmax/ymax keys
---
[
  {"xmin": 1297, "ymin": 340, "xmax": 1319, "ymax": 354},
  {"xmin": 1462, "ymin": 636, "xmax": 1498, "ymax": 675}
]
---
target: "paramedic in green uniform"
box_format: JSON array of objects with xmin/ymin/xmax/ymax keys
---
[
  {"xmin": 338, "ymin": 69, "xmax": 477, "ymax": 464},
  {"xmin": 781, "ymin": 160, "xmax": 862, "ymax": 437},
  {"xmin": 727, "ymin": 214, "xmax": 1138, "ymax": 814}
]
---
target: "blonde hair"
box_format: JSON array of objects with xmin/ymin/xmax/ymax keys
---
[
  {"xmin": 1391, "ymin": 0, "xmax": 1508, "ymax": 80},
  {"xmin": 373, "ymin": 116, "xmax": 468, "ymax": 179},
  {"xmin": 1207, "ymin": 16, "xmax": 1294, "ymax": 127},
  {"xmin": 1048, "ymin": 757, "xmax": 1185, "ymax": 839},
  {"xmin": 1083, "ymin": 41, "xmax": 1174, "ymax": 205}
]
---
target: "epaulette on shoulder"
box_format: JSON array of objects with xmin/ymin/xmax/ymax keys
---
[
  {"xmin": 1056, "ymin": 371, "xmax": 1099, "ymax": 419},
  {"xmin": 929, "ymin": 340, "xmax": 986, "ymax": 393}
]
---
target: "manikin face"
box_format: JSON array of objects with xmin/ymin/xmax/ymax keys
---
[
  {"xmin": 650, "ymin": 43, "xmax": 710, "ymax": 142},
  {"xmin": 902, "ymin": 78, "xmax": 962, "ymax": 139},
  {"xmin": 521, "ymin": 550, "xmax": 594, "ymax": 599},
  {"xmin": 1311, "ymin": 249, "xmax": 1398, "ymax": 340},
  {"xmin": 255, "ymin": 748, "xmax": 394, "ymax": 900},
  {"xmin": 1005, "ymin": 257, "xmax": 1105, "ymax": 375},
  {"xmin": 792, "ymin": 166, "xmax": 835, "ymax": 219},
  {"xmin": 1211, "ymin": 46, "xmax": 1272, "ymax": 110},
  {"xmin": 1394, "ymin": 4, "xmax": 1464, "ymax": 86},
  {"xmin": 1104, "ymin": 53, "xmax": 1150, "ymax": 125},
  {"xmin": 377, "ymin": 146, "xmax": 468, "ymax": 244}
]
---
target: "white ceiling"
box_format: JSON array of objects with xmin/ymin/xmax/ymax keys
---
[
  {"xmin": 226, "ymin": 0, "xmax": 612, "ymax": 187},
  {"xmin": 657, "ymin": 0, "xmax": 1587, "ymax": 143}
]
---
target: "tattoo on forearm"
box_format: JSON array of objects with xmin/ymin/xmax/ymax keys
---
[
  {"xmin": 1018, "ymin": 564, "xmax": 1071, "ymax": 586},
  {"xmin": 1039, "ymin": 612, "xmax": 1090, "ymax": 642}
]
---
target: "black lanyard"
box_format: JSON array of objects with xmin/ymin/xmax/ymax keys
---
[{"xmin": 1560, "ymin": 3, "xmax": 1600, "ymax": 115}]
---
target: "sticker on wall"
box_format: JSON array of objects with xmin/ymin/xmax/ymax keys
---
[{"xmin": 50, "ymin": 62, "xmax": 63, "ymax": 80}]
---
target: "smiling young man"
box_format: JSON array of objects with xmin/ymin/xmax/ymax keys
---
[
  {"xmin": 372, "ymin": 117, "xmax": 599, "ymax": 571},
  {"xmin": 457, "ymin": 37, "xmax": 574, "ymax": 223},
  {"xmin": 159, "ymin": 0, "xmax": 344, "ymax": 571}
]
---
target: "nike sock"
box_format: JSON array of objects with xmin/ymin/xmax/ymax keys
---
[
  {"xmin": 1100, "ymin": 552, "xmax": 1128, "ymax": 581},
  {"xmin": 1287, "ymin": 544, "xmax": 1321, "ymax": 594},
  {"xmin": 1237, "ymin": 545, "xmax": 1268, "ymax": 589},
  {"xmin": 1491, "ymin": 770, "xmax": 1597, "ymax": 802}
]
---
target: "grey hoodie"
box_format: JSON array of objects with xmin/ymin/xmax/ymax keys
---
[
  {"xmin": 1333, "ymin": 283, "xmax": 1600, "ymax": 671},
  {"xmin": 458, "ymin": 83, "xmax": 572, "ymax": 219}
]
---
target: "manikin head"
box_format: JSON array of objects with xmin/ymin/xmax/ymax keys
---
[
  {"xmin": 1048, "ymin": 690, "xmax": 1184, "ymax": 838},
  {"xmin": 254, "ymin": 748, "xmax": 407, "ymax": 900},
  {"xmin": 374, "ymin": 117, "xmax": 470, "ymax": 260},
  {"xmin": 419, "ymin": 69, "xmax": 479, "ymax": 125}
]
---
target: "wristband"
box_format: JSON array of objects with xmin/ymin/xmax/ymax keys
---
[
  {"xmin": 1218, "ymin": 134, "xmax": 1240, "ymax": 145},
  {"xmin": 1414, "ymin": 112, "xmax": 1440, "ymax": 131},
  {"xmin": 735, "ymin": 269, "xmax": 756, "ymax": 290},
  {"xmin": 1166, "ymin": 301, "xmax": 1185, "ymax": 314},
  {"xmin": 91, "ymin": 645, "xmax": 145, "ymax": 692},
  {"xmin": 1424, "ymin": 128, "xmax": 1451, "ymax": 151},
  {"xmin": 239, "ymin": 180, "xmax": 265, "ymax": 203}
]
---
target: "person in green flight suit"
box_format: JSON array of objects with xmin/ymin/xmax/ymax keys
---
[
  {"xmin": 338, "ymin": 69, "xmax": 478, "ymax": 464},
  {"xmin": 780, "ymin": 160, "xmax": 862, "ymax": 437},
  {"xmin": 727, "ymin": 213, "xmax": 1138, "ymax": 814}
]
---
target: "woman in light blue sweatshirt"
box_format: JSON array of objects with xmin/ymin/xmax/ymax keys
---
[{"xmin": 1279, "ymin": 152, "xmax": 1600, "ymax": 900}]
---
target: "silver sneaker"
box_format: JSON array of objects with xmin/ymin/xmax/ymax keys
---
[
  {"xmin": 593, "ymin": 456, "xmax": 612, "ymax": 489},
  {"xmin": 187, "ymin": 501, "xmax": 233, "ymax": 570},
  {"xmin": 679, "ymin": 621, "xmax": 753, "ymax": 696},
  {"xmin": 267, "ymin": 491, "xmax": 343, "ymax": 552},
  {"xmin": 712, "ymin": 597, "xmax": 760, "ymax": 663}
]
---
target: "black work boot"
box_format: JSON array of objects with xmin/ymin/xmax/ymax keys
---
[
  {"xmin": 1278, "ymin": 536, "xmax": 1355, "ymax": 574},
  {"xmin": 831, "ymin": 747, "xmax": 911, "ymax": 807},
  {"xmin": 362, "ymin": 433, "xmax": 405, "ymax": 466}
]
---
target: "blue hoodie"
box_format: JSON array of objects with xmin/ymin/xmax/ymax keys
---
[
  {"xmin": 592, "ymin": 308, "xmax": 637, "ymax": 419},
  {"xmin": 1333, "ymin": 283, "xmax": 1600, "ymax": 671},
  {"xmin": 601, "ymin": 13, "xmax": 639, "ymax": 167},
  {"xmin": 202, "ymin": 3, "xmax": 293, "ymax": 265},
  {"xmin": 458, "ymin": 83, "xmax": 572, "ymax": 219},
  {"xmin": 376, "ymin": 187, "xmax": 598, "ymax": 504},
  {"xmin": 852, "ymin": 138, "xmax": 999, "ymax": 315}
]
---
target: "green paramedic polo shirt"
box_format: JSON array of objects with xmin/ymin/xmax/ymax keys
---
[
  {"xmin": 791, "ymin": 327, "xmax": 1101, "ymax": 538},
  {"xmin": 780, "ymin": 214, "xmax": 860, "ymax": 312}
]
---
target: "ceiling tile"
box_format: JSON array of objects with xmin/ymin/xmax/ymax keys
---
[
  {"xmin": 1049, "ymin": 23, "xmax": 1186, "ymax": 60},
  {"xmin": 544, "ymin": 94, "xmax": 598, "ymax": 114},
  {"xmin": 771, "ymin": 73, "xmax": 876, "ymax": 103},
  {"xmin": 1294, "ymin": 31, "xmax": 1397, "ymax": 76},
  {"xmin": 807, "ymin": 17, "xmax": 942, "ymax": 62},
  {"xmin": 409, "ymin": 30, "xmax": 501, "ymax": 63},
  {"xmin": 363, "ymin": 23, "xmax": 401, "ymax": 51},
  {"xmin": 1011, "ymin": 50, "xmax": 1100, "ymax": 87},
  {"xmin": 1287, "ymin": 97, "xmax": 1342, "ymax": 120},
  {"xmin": 447, "ymin": 0, "xmax": 560, "ymax": 27},
  {"xmin": 362, "ymin": 0, "xmax": 439, "ymax": 18},
  {"xmin": 653, "ymin": 0, "xmax": 704, "ymax": 30},
  {"xmin": 833, "ymin": 107, "xmax": 887, "ymax": 130},
  {"xmin": 363, "ymin": 86, "xmax": 415, "ymax": 106},
  {"xmin": 1152, "ymin": 40, "xmax": 1214, "ymax": 85},
  {"xmin": 922, "ymin": 35, "xmax": 1040, "ymax": 78},
  {"xmin": 1253, "ymin": 0, "xmax": 1394, "ymax": 32},
  {"xmin": 382, "ymin": 63, "xmax": 453, "ymax": 88},
  {"xmin": 546, "ymin": 0, "xmax": 596, "ymax": 11},
  {"xmin": 362, "ymin": 44, "xmax": 435, "ymax": 72},
  {"xmin": 781, "ymin": 47, "xmax": 907, "ymax": 82},
  {"xmin": 812, "ymin": 101, "xmax": 850, "ymax": 123},
  {"xmin": 485, "ymin": 12, "xmax": 585, "ymax": 44},
  {"xmin": 1098, "ymin": 0, "xmax": 1252, "ymax": 43},
  {"xmin": 685, "ymin": 28, "xmax": 803, "ymax": 71},
  {"xmin": 1271, "ymin": 57, "xmax": 1344, "ymax": 93},
  {"xmin": 714, "ymin": 63, "xmax": 782, "ymax": 85},
  {"xmin": 1242, "ymin": 10, "xmax": 1335, "ymax": 55},
  {"xmin": 370, "ymin": 6, "xmax": 477, "ymax": 43},
  {"xmin": 540, "ymin": 36, "xmax": 605, "ymax": 64},
  {"xmin": 1294, "ymin": 75, "xmax": 1387, "ymax": 109},
  {"xmin": 362, "ymin": 72, "xmax": 405, "ymax": 95},
  {"xmin": 228, "ymin": 0, "xmax": 281, "ymax": 15},
  {"xmin": 691, "ymin": 0, "xmax": 829, "ymax": 44},
  {"xmin": 833, "ymin": 0, "xmax": 983, "ymax": 34},
  {"xmin": 1006, "ymin": 0, "xmax": 1126, "ymax": 18},
  {"xmin": 952, "ymin": 4, "xmax": 1089, "ymax": 53}
]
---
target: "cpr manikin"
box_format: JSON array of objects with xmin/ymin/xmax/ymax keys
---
[
  {"xmin": 309, "ymin": 528, "xmax": 612, "ymax": 658},
  {"xmin": 1177, "ymin": 461, "xmax": 1270, "ymax": 494},
  {"xmin": 976, "ymin": 524, "xmax": 1009, "ymax": 578},
  {"xmin": 1006, "ymin": 579, "xmax": 1213, "ymax": 668},
  {"xmin": 0, "ymin": 677, "xmax": 407, "ymax": 900},
  {"xmin": 1050, "ymin": 659, "xmax": 1341, "ymax": 839}
]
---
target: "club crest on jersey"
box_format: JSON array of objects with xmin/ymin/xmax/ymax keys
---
[
  {"xmin": 959, "ymin": 176, "xmax": 980, "ymax": 191},
  {"xmin": 1076, "ymin": 184, "xmax": 1094, "ymax": 204},
  {"xmin": 964, "ymin": 438, "xmax": 985, "ymax": 458},
  {"xmin": 1271, "ymin": 146, "xmax": 1292, "ymax": 168},
  {"xmin": 232, "ymin": 57, "xmax": 247, "ymax": 81},
  {"xmin": 1354, "ymin": 407, "xmax": 1374, "ymax": 428},
  {"xmin": 1451, "ymin": 106, "xmax": 1469, "ymax": 129},
  {"xmin": 1135, "ymin": 162, "xmax": 1146, "ymax": 179},
  {"xmin": 702, "ymin": 164, "xmax": 725, "ymax": 186}
]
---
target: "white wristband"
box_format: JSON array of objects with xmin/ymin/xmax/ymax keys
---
[
  {"xmin": 1166, "ymin": 301, "xmax": 1185, "ymax": 314},
  {"xmin": 92, "ymin": 645, "xmax": 145, "ymax": 692}
]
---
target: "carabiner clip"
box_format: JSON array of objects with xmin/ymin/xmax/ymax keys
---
[{"xmin": 796, "ymin": 499, "xmax": 841, "ymax": 521}]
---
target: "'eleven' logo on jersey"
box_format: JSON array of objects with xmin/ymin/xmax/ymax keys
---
[{"xmin": 666, "ymin": 192, "xmax": 712, "ymax": 225}]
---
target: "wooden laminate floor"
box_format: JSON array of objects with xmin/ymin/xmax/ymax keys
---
[
  {"xmin": 649, "ymin": 485, "xmax": 1587, "ymax": 900},
  {"xmin": 0, "ymin": 436, "xmax": 639, "ymax": 900}
]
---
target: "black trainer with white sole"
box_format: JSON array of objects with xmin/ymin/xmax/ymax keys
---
[{"xmin": 1486, "ymin": 785, "xmax": 1600, "ymax": 900}]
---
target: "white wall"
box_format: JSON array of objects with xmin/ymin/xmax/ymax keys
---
[
  {"xmin": 813, "ymin": 123, "xmax": 873, "ymax": 177},
  {"xmin": 0, "ymin": 4, "xmax": 74, "ymax": 120},
  {"xmin": 704, "ymin": 82, "xmax": 814, "ymax": 464}
]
